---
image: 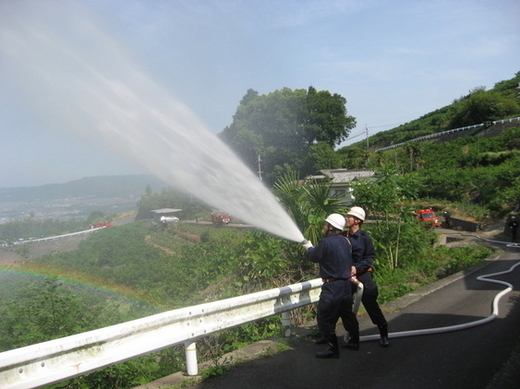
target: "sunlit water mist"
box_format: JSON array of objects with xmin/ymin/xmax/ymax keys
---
[{"xmin": 0, "ymin": 2, "xmax": 304, "ymax": 243}]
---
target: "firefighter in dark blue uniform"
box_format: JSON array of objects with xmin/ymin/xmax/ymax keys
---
[
  {"xmin": 302, "ymin": 213, "xmax": 359, "ymax": 358},
  {"xmin": 344, "ymin": 206, "xmax": 389, "ymax": 348}
]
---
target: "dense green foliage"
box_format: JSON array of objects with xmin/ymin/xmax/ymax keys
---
[
  {"xmin": 349, "ymin": 166, "xmax": 430, "ymax": 270},
  {"xmin": 370, "ymin": 127, "xmax": 520, "ymax": 213},
  {"xmin": 219, "ymin": 86, "xmax": 356, "ymax": 185},
  {"xmin": 0, "ymin": 277, "xmax": 114, "ymax": 350},
  {"xmin": 30, "ymin": 222, "xmax": 225, "ymax": 309},
  {"xmin": 24, "ymin": 222, "xmax": 306, "ymax": 309},
  {"xmin": 1, "ymin": 222, "xmax": 303, "ymax": 388},
  {"xmin": 345, "ymin": 167, "xmax": 492, "ymax": 302}
]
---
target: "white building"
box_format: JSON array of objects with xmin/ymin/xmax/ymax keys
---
[{"xmin": 306, "ymin": 169, "xmax": 375, "ymax": 202}]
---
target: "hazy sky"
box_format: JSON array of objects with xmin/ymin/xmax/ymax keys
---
[{"xmin": 1, "ymin": 0, "xmax": 519, "ymax": 188}]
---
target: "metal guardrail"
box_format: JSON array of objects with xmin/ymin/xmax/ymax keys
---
[
  {"xmin": 375, "ymin": 116, "xmax": 520, "ymax": 152},
  {"xmin": 0, "ymin": 228, "xmax": 104, "ymax": 248},
  {"xmin": 0, "ymin": 278, "xmax": 326, "ymax": 389}
]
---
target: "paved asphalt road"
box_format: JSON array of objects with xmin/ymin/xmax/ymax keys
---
[{"xmin": 184, "ymin": 244, "xmax": 520, "ymax": 389}]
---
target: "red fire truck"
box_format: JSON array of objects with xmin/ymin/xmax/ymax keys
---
[
  {"xmin": 211, "ymin": 213, "xmax": 231, "ymax": 226},
  {"xmin": 414, "ymin": 209, "xmax": 440, "ymax": 227}
]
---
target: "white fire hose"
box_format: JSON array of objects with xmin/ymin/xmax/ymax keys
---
[
  {"xmin": 351, "ymin": 278, "xmax": 364, "ymax": 314},
  {"xmin": 352, "ymin": 239, "xmax": 520, "ymax": 343},
  {"xmin": 344, "ymin": 278, "xmax": 364, "ymax": 342}
]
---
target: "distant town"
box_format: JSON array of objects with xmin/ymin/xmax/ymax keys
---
[
  {"xmin": 0, "ymin": 195, "xmax": 139, "ymax": 224},
  {"xmin": 0, "ymin": 174, "xmax": 166, "ymax": 224}
]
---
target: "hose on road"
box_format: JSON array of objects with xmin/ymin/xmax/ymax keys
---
[{"xmin": 360, "ymin": 238, "xmax": 520, "ymax": 343}]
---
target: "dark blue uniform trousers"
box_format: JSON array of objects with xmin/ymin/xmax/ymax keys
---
[
  {"xmin": 317, "ymin": 279, "xmax": 358, "ymax": 335},
  {"xmin": 354, "ymin": 272, "xmax": 387, "ymax": 326}
]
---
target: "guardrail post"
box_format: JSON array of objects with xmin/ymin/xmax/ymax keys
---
[
  {"xmin": 185, "ymin": 341, "xmax": 198, "ymax": 376},
  {"xmin": 281, "ymin": 311, "xmax": 291, "ymax": 337}
]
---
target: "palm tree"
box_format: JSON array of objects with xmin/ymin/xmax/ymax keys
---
[{"xmin": 272, "ymin": 170, "xmax": 348, "ymax": 245}]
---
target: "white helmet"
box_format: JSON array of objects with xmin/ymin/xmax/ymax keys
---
[
  {"xmin": 347, "ymin": 206, "xmax": 366, "ymax": 221},
  {"xmin": 325, "ymin": 213, "xmax": 346, "ymax": 230}
]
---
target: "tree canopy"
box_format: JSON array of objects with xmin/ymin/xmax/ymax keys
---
[{"xmin": 219, "ymin": 86, "xmax": 356, "ymax": 185}]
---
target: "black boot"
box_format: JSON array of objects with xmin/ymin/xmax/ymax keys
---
[
  {"xmin": 379, "ymin": 323, "xmax": 390, "ymax": 348},
  {"xmin": 343, "ymin": 331, "xmax": 359, "ymax": 351},
  {"xmin": 315, "ymin": 334, "xmax": 340, "ymax": 359},
  {"xmin": 315, "ymin": 335, "xmax": 327, "ymax": 345}
]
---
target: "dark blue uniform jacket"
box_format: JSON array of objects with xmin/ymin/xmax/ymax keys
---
[
  {"xmin": 346, "ymin": 229, "xmax": 375, "ymax": 275},
  {"xmin": 307, "ymin": 234, "xmax": 360, "ymax": 279}
]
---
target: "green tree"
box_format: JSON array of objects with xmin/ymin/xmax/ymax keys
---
[
  {"xmin": 351, "ymin": 166, "xmax": 432, "ymax": 270},
  {"xmin": 145, "ymin": 184, "xmax": 153, "ymax": 196},
  {"xmin": 404, "ymin": 142, "xmax": 424, "ymax": 172},
  {"xmin": 450, "ymin": 89, "xmax": 520, "ymax": 128},
  {"xmin": 303, "ymin": 86, "xmax": 356, "ymax": 147},
  {"xmin": 395, "ymin": 128, "xmax": 520, "ymax": 209},
  {"xmin": 338, "ymin": 145, "xmax": 373, "ymax": 169},
  {"xmin": 220, "ymin": 87, "xmax": 356, "ymax": 185},
  {"xmin": 308, "ymin": 141, "xmax": 343, "ymax": 171}
]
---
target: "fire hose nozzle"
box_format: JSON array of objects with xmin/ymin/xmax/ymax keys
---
[{"xmin": 301, "ymin": 239, "xmax": 314, "ymax": 249}]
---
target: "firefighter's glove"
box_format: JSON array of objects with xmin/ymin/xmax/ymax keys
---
[{"xmin": 301, "ymin": 239, "xmax": 314, "ymax": 250}]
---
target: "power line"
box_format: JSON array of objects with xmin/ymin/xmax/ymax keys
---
[
  {"xmin": 346, "ymin": 130, "xmax": 366, "ymax": 140},
  {"xmin": 369, "ymin": 122, "xmax": 404, "ymax": 129},
  {"xmin": 345, "ymin": 122, "xmax": 404, "ymax": 141}
]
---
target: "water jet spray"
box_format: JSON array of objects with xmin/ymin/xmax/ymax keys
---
[{"xmin": 0, "ymin": 3, "xmax": 306, "ymax": 242}]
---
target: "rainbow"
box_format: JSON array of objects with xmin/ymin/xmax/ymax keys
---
[{"xmin": 0, "ymin": 264, "xmax": 161, "ymax": 315}]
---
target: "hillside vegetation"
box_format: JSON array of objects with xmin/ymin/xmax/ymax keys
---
[
  {"xmin": 347, "ymin": 72, "xmax": 520, "ymax": 150},
  {"xmin": 372, "ymin": 126, "xmax": 520, "ymax": 217}
]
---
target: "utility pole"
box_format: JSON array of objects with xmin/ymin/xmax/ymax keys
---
[
  {"xmin": 257, "ymin": 154, "xmax": 263, "ymax": 181},
  {"xmin": 365, "ymin": 125, "xmax": 370, "ymax": 168},
  {"xmin": 366, "ymin": 125, "xmax": 369, "ymax": 150}
]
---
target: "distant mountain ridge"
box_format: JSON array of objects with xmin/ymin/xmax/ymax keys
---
[{"xmin": 0, "ymin": 174, "xmax": 167, "ymax": 203}]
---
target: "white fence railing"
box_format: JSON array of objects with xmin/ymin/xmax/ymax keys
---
[{"xmin": 0, "ymin": 278, "xmax": 333, "ymax": 389}]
